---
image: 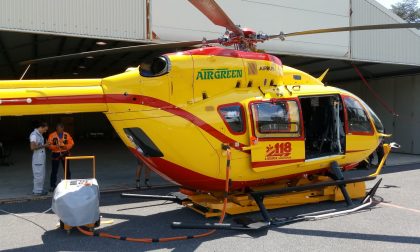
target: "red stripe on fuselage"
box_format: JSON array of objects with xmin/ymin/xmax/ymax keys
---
[
  {"xmin": 0, "ymin": 94, "xmax": 105, "ymax": 105},
  {"xmin": 170, "ymin": 47, "xmax": 282, "ymax": 66},
  {"xmin": 105, "ymin": 94, "xmax": 248, "ymax": 151},
  {"xmin": 130, "ymin": 147, "xmax": 327, "ymax": 191},
  {"xmin": 343, "ymin": 162, "xmax": 360, "ymax": 171},
  {"xmin": 252, "ymin": 159, "xmax": 305, "ymax": 168},
  {"xmin": 1, "ymin": 93, "xmax": 247, "ymax": 151}
]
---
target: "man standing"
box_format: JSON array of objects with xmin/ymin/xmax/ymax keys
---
[
  {"xmin": 29, "ymin": 121, "xmax": 49, "ymax": 196},
  {"xmin": 48, "ymin": 123, "xmax": 74, "ymax": 192}
]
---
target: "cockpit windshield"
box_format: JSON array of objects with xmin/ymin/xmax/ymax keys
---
[{"xmin": 359, "ymin": 99, "xmax": 385, "ymax": 133}]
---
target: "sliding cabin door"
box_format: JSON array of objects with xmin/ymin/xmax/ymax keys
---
[{"xmin": 248, "ymin": 99, "xmax": 305, "ymax": 172}]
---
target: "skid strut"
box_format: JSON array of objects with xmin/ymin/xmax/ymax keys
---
[
  {"xmin": 172, "ymin": 162, "xmax": 381, "ymax": 231},
  {"xmin": 121, "ymin": 192, "xmax": 188, "ymax": 204}
]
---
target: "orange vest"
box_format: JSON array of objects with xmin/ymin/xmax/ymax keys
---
[{"xmin": 48, "ymin": 131, "xmax": 74, "ymax": 153}]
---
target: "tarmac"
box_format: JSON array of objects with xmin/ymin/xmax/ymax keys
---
[
  {"xmin": 0, "ymin": 139, "xmax": 170, "ymax": 201},
  {"xmin": 0, "ymin": 139, "xmax": 419, "ymax": 201},
  {"xmin": 1, "ymin": 163, "xmax": 420, "ymax": 251}
]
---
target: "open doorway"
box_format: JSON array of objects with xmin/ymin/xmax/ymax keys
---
[
  {"xmin": 0, "ymin": 113, "xmax": 147, "ymax": 200},
  {"xmin": 299, "ymin": 95, "xmax": 345, "ymax": 160}
]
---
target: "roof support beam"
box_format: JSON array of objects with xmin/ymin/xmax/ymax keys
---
[
  {"xmin": 311, "ymin": 62, "xmax": 377, "ymax": 76},
  {"xmin": 291, "ymin": 58, "xmax": 330, "ymax": 68},
  {"xmin": 330, "ymin": 67, "xmax": 420, "ymax": 83}
]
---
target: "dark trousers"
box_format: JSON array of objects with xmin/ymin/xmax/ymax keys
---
[{"xmin": 50, "ymin": 152, "xmax": 71, "ymax": 188}]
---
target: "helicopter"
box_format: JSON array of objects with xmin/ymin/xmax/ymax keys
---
[{"xmin": 0, "ymin": 0, "xmax": 415, "ymax": 228}]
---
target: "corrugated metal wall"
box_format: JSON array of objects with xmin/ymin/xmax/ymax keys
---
[
  {"xmin": 335, "ymin": 74, "xmax": 420, "ymax": 154},
  {"xmin": 351, "ymin": 0, "xmax": 420, "ymax": 66},
  {"xmin": 0, "ymin": 0, "xmax": 146, "ymax": 41},
  {"xmin": 1, "ymin": 0, "xmax": 419, "ymax": 66}
]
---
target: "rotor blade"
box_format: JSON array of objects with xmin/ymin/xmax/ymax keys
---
[
  {"xmin": 188, "ymin": 0, "xmax": 243, "ymax": 35},
  {"xmin": 20, "ymin": 39, "xmax": 218, "ymax": 65},
  {"xmin": 269, "ymin": 23, "xmax": 420, "ymax": 39}
]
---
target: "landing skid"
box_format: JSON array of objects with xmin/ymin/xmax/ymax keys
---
[{"xmin": 121, "ymin": 161, "xmax": 382, "ymax": 231}]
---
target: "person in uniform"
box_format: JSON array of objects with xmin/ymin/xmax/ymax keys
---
[
  {"xmin": 29, "ymin": 121, "xmax": 49, "ymax": 196},
  {"xmin": 47, "ymin": 123, "xmax": 74, "ymax": 192}
]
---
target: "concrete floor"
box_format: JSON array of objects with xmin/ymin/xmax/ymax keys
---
[
  {"xmin": 1, "ymin": 164, "xmax": 420, "ymax": 251},
  {"xmin": 0, "ymin": 139, "xmax": 169, "ymax": 201},
  {"xmin": 0, "ymin": 139, "xmax": 419, "ymax": 201}
]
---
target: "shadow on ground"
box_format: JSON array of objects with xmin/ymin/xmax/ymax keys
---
[{"xmin": 2, "ymin": 163, "xmax": 420, "ymax": 251}]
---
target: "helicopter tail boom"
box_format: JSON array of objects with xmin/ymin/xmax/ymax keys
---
[{"xmin": 0, "ymin": 78, "xmax": 108, "ymax": 116}]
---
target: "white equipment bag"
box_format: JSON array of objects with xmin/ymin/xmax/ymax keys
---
[{"xmin": 52, "ymin": 178, "xmax": 100, "ymax": 227}]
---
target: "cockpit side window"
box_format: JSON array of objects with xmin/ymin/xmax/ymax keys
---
[
  {"xmin": 140, "ymin": 56, "xmax": 171, "ymax": 77},
  {"xmin": 343, "ymin": 96, "xmax": 373, "ymax": 135}
]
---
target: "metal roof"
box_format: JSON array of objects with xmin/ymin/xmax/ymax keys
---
[
  {"xmin": 0, "ymin": 0, "xmax": 419, "ymax": 81},
  {"xmin": 0, "ymin": 0, "xmax": 147, "ymax": 41},
  {"xmin": 351, "ymin": 0, "xmax": 420, "ymax": 66}
]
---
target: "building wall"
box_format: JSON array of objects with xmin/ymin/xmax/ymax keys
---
[
  {"xmin": 351, "ymin": 0, "xmax": 420, "ymax": 66},
  {"xmin": 1, "ymin": 0, "xmax": 419, "ymax": 66},
  {"xmin": 0, "ymin": 0, "xmax": 146, "ymax": 41},
  {"xmin": 152, "ymin": 0, "xmax": 350, "ymax": 59},
  {"xmin": 335, "ymin": 74, "xmax": 420, "ymax": 154}
]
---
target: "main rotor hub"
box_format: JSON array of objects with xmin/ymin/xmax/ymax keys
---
[{"xmin": 217, "ymin": 27, "xmax": 270, "ymax": 51}]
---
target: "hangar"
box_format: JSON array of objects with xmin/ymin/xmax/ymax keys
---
[{"xmin": 0, "ymin": 0, "xmax": 419, "ymax": 199}]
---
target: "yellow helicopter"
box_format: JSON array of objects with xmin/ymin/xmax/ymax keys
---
[{"xmin": 0, "ymin": 0, "xmax": 415, "ymax": 230}]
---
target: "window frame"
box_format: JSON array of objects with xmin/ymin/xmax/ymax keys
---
[
  {"xmin": 249, "ymin": 98, "xmax": 304, "ymax": 140},
  {"xmin": 252, "ymin": 101, "xmax": 292, "ymax": 134},
  {"xmin": 342, "ymin": 95, "xmax": 374, "ymax": 136},
  {"xmin": 217, "ymin": 102, "xmax": 247, "ymax": 135},
  {"xmin": 139, "ymin": 55, "xmax": 171, "ymax": 78}
]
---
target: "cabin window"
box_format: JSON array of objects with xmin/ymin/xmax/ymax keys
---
[
  {"xmin": 251, "ymin": 100, "xmax": 301, "ymax": 138},
  {"xmin": 140, "ymin": 56, "xmax": 170, "ymax": 77},
  {"xmin": 343, "ymin": 97, "xmax": 373, "ymax": 134},
  {"xmin": 218, "ymin": 104, "xmax": 245, "ymax": 134}
]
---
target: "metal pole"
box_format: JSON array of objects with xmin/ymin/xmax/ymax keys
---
[{"xmin": 20, "ymin": 64, "xmax": 31, "ymax": 80}]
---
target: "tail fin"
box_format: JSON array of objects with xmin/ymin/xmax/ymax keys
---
[{"xmin": 317, "ymin": 68, "xmax": 329, "ymax": 82}]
